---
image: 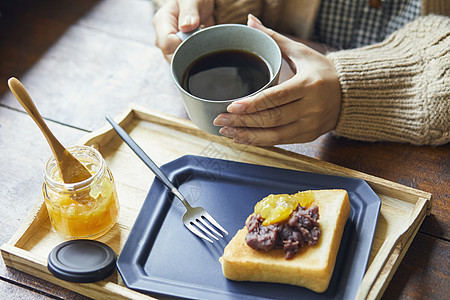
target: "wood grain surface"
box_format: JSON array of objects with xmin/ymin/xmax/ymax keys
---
[{"xmin": 0, "ymin": 0, "xmax": 448, "ymax": 299}]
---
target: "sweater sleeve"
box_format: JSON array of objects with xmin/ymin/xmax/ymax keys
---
[{"xmin": 326, "ymin": 15, "xmax": 450, "ymax": 145}]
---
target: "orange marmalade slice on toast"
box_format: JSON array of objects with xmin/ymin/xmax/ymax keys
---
[{"xmin": 253, "ymin": 191, "xmax": 315, "ymax": 226}]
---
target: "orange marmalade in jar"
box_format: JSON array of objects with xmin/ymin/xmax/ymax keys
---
[{"xmin": 43, "ymin": 146, "xmax": 119, "ymax": 239}]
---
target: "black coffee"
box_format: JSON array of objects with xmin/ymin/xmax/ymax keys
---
[{"xmin": 182, "ymin": 50, "xmax": 270, "ymax": 101}]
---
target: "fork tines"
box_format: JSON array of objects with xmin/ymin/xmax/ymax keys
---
[{"xmin": 186, "ymin": 213, "xmax": 228, "ymax": 243}]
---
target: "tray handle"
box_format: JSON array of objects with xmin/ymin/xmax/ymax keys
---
[{"xmin": 356, "ymin": 196, "xmax": 429, "ymax": 299}]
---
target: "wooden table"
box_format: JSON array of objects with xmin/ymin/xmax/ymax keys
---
[{"xmin": 0, "ymin": 0, "xmax": 448, "ymax": 299}]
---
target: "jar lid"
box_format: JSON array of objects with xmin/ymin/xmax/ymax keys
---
[{"xmin": 48, "ymin": 240, "xmax": 116, "ymax": 283}]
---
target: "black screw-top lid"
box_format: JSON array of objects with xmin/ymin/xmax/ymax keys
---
[{"xmin": 48, "ymin": 240, "xmax": 117, "ymax": 283}]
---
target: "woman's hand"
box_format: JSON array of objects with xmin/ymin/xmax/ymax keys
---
[
  {"xmin": 213, "ymin": 15, "xmax": 342, "ymax": 146},
  {"xmin": 152, "ymin": 0, "xmax": 215, "ymax": 62}
]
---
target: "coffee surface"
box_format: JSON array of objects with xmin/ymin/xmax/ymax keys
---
[{"xmin": 182, "ymin": 50, "xmax": 270, "ymax": 101}]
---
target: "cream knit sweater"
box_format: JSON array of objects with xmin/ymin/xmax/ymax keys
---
[
  {"xmin": 154, "ymin": 0, "xmax": 450, "ymax": 145},
  {"xmin": 328, "ymin": 15, "xmax": 449, "ymax": 145}
]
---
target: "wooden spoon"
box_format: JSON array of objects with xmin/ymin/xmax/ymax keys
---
[{"xmin": 8, "ymin": 77, "xmax": 92, "ymax": 183}]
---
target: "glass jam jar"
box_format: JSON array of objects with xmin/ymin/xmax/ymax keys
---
[{"xmin": 43, "ymin": 145, "xmax": 119, "ymax": 239}]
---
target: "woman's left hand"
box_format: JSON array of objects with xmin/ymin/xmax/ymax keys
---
[{"xmin": 213, "ymin": 15, "xmax": 342, "ymax": 146}]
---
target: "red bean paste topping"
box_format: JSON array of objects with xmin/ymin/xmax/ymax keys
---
[{"xmin": 245, "ymin": 205, "xmax": 321, "ymax": 259}]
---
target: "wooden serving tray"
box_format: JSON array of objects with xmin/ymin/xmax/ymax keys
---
[{"xmin": 1, "ymin": 104, "xmax": 432, "ymax": 299}]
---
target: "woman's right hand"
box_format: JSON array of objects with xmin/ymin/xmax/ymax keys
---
[{"xmin": 153, "ymin": 0, "xmax": 215, "ymax": 62}]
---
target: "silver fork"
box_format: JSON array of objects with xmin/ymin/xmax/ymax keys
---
[{"xmin": 106, "ymin": 116, "xmax": 228, "ymax": 243}]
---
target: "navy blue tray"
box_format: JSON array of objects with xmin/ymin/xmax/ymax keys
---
[{"xmin": 117, "ymin": 155, "xmax": 380, "ymax": 299}]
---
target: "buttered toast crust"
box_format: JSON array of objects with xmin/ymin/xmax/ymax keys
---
[{"xmin": 220, "ymin": 189, "xmax": 351, "ymax": 293}]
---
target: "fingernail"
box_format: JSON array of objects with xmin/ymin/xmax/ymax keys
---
[
  {"xmin": 180, "ymin": 16, "xmax": 194, "ymax": 28},
  {"xmin": 248, "ymin": 14, "xmax": 264, "ymax": 30},
  {"xmin": 227, "ymin": 102, "xmax": 245, "ymax": 113},
  {"xmin": 213, "ymin": 115, "xmax": 230, "ymax": 126},
  {"xmin": 248, "ymin": 14, "xmax": 263, "ymax": 26},
  {"xmin": 219, "ymin": 127, "xmax": 236, "ymax": 138}
]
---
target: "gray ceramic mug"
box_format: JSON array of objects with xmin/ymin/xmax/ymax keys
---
[{"xmin": 171, "ymin": 24, "xmax": 282, "ymax": 136}]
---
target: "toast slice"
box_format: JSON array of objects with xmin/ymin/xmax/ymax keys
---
[{"xmin": 220, "ymin": 189, "xmax": 351, "ymax": 293}]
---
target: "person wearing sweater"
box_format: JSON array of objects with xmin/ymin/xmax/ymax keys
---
[{"xmin": 152, "ymin": 0, "xmax": 449, "ymax": 146}]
